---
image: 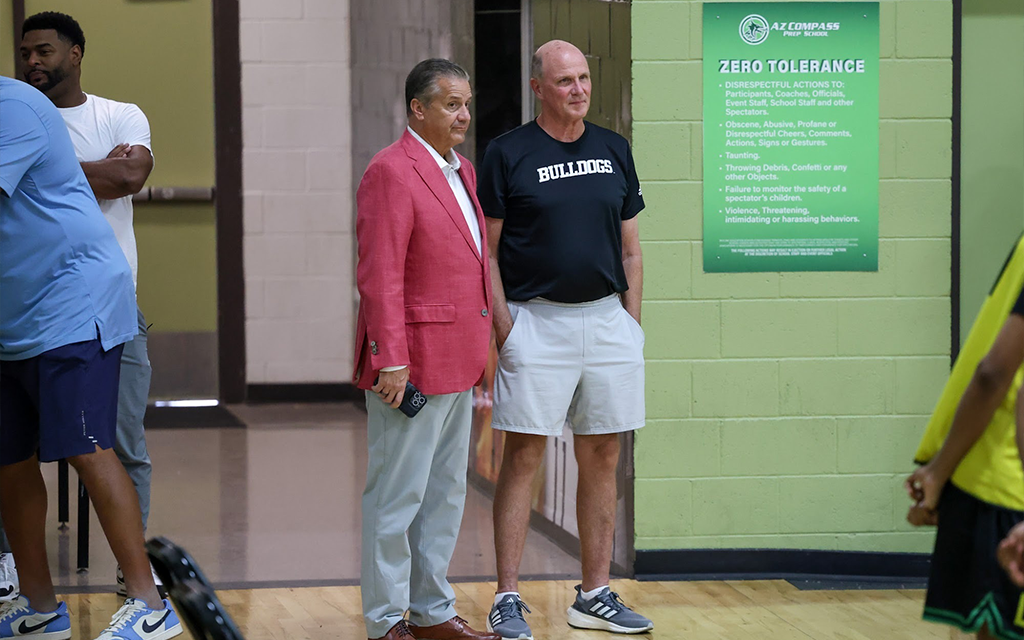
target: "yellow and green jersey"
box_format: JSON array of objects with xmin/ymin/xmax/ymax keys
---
[{"xmin": 914, "ymin": 234, "xmax": 1024, "ymax": 511}]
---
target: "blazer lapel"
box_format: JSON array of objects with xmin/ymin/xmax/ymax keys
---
[
  {"xmin": 461, "ymin": 163, "xmax": 492, "ymax": 301},
  {"xmin": 407, "ymin": 143, "xmax": 482, "ymax": 263},
  {"xmin": 459, "ymin": 163, "xmax": 487, "ymax": 243}
]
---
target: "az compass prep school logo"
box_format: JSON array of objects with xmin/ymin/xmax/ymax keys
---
[{"xmin": 739, "ymin": 14, "xmax": 769, "ymax": 45}]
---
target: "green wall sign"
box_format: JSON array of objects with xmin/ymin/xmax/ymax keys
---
[{"xmin": 703, "ymin": 2, "xmax": 880, "ymax": 272}]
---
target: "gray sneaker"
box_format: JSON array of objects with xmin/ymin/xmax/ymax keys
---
[
  {"xmin": 566, "ymin": 585, "xmax": 653, "ymax": 634},
  {"xmin": 487, "ymin": 594, "xmax": 533, "ymax": 640}
]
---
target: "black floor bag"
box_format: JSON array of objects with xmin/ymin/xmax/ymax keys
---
[{"xmin": 147, "ymin": 537, "xmax": 246, "ymax": 640}]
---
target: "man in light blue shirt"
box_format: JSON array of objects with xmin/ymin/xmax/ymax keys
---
[{"xmin": 0, "ymin": 76, "xmax": 181, "ymax": 640}]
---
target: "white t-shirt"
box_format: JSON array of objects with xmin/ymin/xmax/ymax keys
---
[{"xmin": 59, "ymin": 93, "xmax": 153, "ymax": 289}]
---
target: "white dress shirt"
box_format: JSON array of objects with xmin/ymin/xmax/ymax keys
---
[
  {"xmin": 406, "ymin": 126, "xmax": 482, "ymax": 255},
  {"xmin": 379, "ymin": 129, "xmax": 483, "ymax": 374}
]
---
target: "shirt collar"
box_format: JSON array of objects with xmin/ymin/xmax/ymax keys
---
[{"xmin": 407, "ymin": 126, "xmax": 461, "ymax": 173}]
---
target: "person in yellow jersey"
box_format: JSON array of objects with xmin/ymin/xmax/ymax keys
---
[
  {"xmin": 998, "ymin": 383, "xmax": 1024, "ymax": 589},
  {"xmin": 907, "ymin": 234, "xmax": 1024, "ymax": 640}
]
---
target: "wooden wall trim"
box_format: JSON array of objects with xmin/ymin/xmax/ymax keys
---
[
  {"xmin": 212, "ymin": 0, "xmax": 246, "ymax": 403},
  {"xmin": 12, "ymin": 0, "xmax": 25, "ymax": 73}
]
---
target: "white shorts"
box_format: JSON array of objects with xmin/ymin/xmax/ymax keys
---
[{"xmin": 491, "ymin": 294, "xmax": 646, "ymax": 437}]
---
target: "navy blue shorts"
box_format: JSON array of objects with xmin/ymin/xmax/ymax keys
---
[{"xmin": 0, "ymin": 339, "xmax": 124, "ymax": 465}]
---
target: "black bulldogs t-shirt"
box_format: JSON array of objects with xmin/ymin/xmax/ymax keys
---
[{"xmin": 478, "ymin": 120, "xmax": 644, "ymax": 303}]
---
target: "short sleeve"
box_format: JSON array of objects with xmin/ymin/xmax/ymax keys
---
[
  {"xmin": 620, "ymin": 142, "xmax": 645, "ymax": 221},
  {"xmin": 115, "ymin": 103, "xmax": 153, "ymax": 158},
  {"xmin": 0, "ymin": 100, "xmax": 47, "ymax": 197},
  {"xmin": 477, "ymin": 141, "xmax": 508, "ymax": 219}
]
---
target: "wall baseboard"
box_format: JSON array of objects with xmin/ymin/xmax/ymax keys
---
[
  {"xmin": 634, "ymin": 548, "xmax": 930, "ymax": 581},
  {"xmin": 146, "ymin": 406, "xmax": 245, "ymax": 430},
  {"xmin": 246, "ymin": 383, "xmax": 363, "ymax": 403}
]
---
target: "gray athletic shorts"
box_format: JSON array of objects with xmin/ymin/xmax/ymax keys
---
[{"xmin": 491, "ymin": 294, "xmax": 646, "ymax": 437}]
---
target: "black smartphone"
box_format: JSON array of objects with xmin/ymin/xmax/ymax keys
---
[
  {"xmin": 397, "ymin": 381, "xmax": 428, "ymax": 418},
  {"xmin": 374, "ymin": 376, "xmax": 428, "ymax": 418}
]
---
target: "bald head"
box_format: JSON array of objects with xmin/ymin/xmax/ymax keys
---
[
  {"xmin": 530, "ymin": 39, "xmax": 586, "ymax": 80},
  {"xmin": 529, "ymin": 39, "xmax": 592, "ymax": 130}
]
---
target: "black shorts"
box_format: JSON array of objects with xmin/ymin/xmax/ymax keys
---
[
  {"xmin": 924, "ymin": 482, "xmax": 1024, "ymax": 640},
  {"xmin": 0, "ymin": 339, "xmax": 123, "ymax": 465}
]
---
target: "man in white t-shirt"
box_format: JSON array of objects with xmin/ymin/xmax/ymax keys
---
[{"xmin": 19, "ymin": 11, "xmax": 160, "ymax": 599}]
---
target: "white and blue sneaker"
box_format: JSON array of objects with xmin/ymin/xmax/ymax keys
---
[
  {"xmin": 0, "ymin": 554, "xmax": 18, "ymax": 603},
  {"xmin": 0, "ymin": 595, "xmax": 71, "ymax": 639},
  {"xmin": 94, "ymin": 598, "xmax": 182, "ymax": 640},
  {"xmin": 566, "ymin": 585, "xmax": 653, "ymax": 634},
  {"xmin": 487, "ymin": 593, "xmax": 534, "ymax": 640}
]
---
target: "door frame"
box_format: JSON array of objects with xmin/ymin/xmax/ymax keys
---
[
  {"xmin": 212, "ymin": 0, "xmax": 246, "ymax": 403},
  {"xmin": 951, "ymin": 0, "xmax": 962, "ymax": 362}
]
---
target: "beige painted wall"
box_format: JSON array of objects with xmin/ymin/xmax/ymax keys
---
[{"xmin": 240, "ymin": 0, "xmax": 354, "ymax": 384}]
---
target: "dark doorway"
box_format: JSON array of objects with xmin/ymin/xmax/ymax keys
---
[{"xmin": 474, "ymin": 0, "xmax": 524, "ymax": 164}]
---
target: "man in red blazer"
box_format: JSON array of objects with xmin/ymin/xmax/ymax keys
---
[{"xmin": 353, "ymin": 59, "xmax": 497, "ymax": 640}]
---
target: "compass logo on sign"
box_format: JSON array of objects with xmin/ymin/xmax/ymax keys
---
[{"xmin": 739, "ymin": 14, "xmax": 769, "ymax": 45}]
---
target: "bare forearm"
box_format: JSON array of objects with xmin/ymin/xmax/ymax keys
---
[
  {"xmin": 931, "ymin": 370, "xmax": 1015, "ymax": 481},
  {"xmin": 1017, "ymin": 384, "xmax": 1024, "ymax": 478},
  {"xmin": 621, "ymin": 254, "xmax": 643, "ymax": 323},
  {"xmin": 81, "ymin": 159, "xmax": 146, "ymax": 200},
  {"xmin": 490, "ymin": 255, "xmax": 513, "ymax": 339}
]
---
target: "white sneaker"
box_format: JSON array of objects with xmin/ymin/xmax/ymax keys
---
[
  {"xmin": 94, "ymin": 598, "xmax": 182, "ymax": 640},
  {"xmin": 0, "ymin": 554, "xmax": 18, "ymax": 603},
  {"xmin": 116, "ymin": 565, "xmax": 166, "ymax": 599},
  {"xmin": 0, "ymin": 595, "xmax": 71, "ymax": 639}
]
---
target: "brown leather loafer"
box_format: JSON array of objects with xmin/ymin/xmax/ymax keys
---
[
  {"xmin": 372, "ymin": 620, "xmax": 416, "ymax": 640},
  {"xmin": 407, "ymin": 615, "xmax": 499, "ymax": 640}
]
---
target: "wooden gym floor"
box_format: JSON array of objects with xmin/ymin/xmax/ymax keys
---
[
  {"xmin": 46, "ymin": 403, "xmax": 957, "ymax": 638},
  {"xmin": 61, "ymin": 578, "xmax": 956, "ymax": 639}
]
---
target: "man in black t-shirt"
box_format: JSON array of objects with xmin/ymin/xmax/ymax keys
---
[{"xmin": 477, "ymin": 40, "xmax": 652, "ymax": 638}]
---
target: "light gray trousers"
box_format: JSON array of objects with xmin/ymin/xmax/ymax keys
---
[
  {"xmin": 117, "ymin": 305, "xmax": 153, "ymax": 529},
  {"xmin": 361, "ymin": 389, "xmax": 472, "ymax": 639}
]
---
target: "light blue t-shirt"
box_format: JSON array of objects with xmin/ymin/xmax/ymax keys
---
[{"xmin": 0, "ymin": 77, "xmax": 136, "ymax": 361}]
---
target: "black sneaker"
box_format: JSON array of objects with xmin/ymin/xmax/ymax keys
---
[{"xmin": 566, "ymin": 585, "xmax": 653, "ymax": 634}]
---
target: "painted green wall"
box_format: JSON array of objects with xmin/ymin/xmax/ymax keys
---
[
  {"xmin": 960, "ymin": 1, "xmax": 1024, "ymax": 339},
  {"xmin": 632, "ymin": 0, "xmax": 951, "ymax": 552},
  {"xmin": 21, "ymin": 0, "xmax": 217, "ymax": 333},
  {"xmin": 0, "ymin": 0, "xmax": 13, "ymax": 78}
]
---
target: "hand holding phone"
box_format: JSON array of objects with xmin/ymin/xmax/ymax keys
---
[
  {"xmin": 373, "ymin": 368, "xmax": 409, "ymax": 407},
  {"xmin": 396, "ymin": 381, "xmax": 428, "ymax": 417},
  {"xmin": 374, "ymin": 375, "xmax": 428, "ymax": 418}
]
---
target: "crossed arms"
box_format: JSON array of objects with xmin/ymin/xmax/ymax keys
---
[{"xmin": 81, "ymin": 143, "xmax": 153, "ymax": 200}]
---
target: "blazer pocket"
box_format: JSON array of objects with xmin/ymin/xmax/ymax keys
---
[{"xmin": 405, "ymin": 303, "xmax": 456, "ymax": 324}]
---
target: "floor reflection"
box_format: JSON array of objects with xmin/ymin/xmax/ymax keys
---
[{"xmin": 44, "ymin": 402, "xmax": 580, "ymax": 591}]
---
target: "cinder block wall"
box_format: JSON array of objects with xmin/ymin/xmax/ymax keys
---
[
  {"xmin": 631, "ymin": 0, "xmax": 952, "ymax": 552},
  {"xmin": 240, "ymin": 0, "xmax": 354, "ymax": 383},
  {"xmin": 350, "ymin": 1, "xmax": 475, "ymax": 179}
]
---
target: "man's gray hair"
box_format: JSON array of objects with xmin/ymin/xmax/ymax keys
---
[
  {"xmin": 530, "ymin": 51, "xmax": 544, "ymax": 80},
  {"xmin": 405, "ymin": 58, "xmax": 470, "ymax": 116}
]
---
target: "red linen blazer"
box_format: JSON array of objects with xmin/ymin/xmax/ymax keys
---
[{"xmin": 352, "ymin": 130, "xmax": 492, "ymax": 396}]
